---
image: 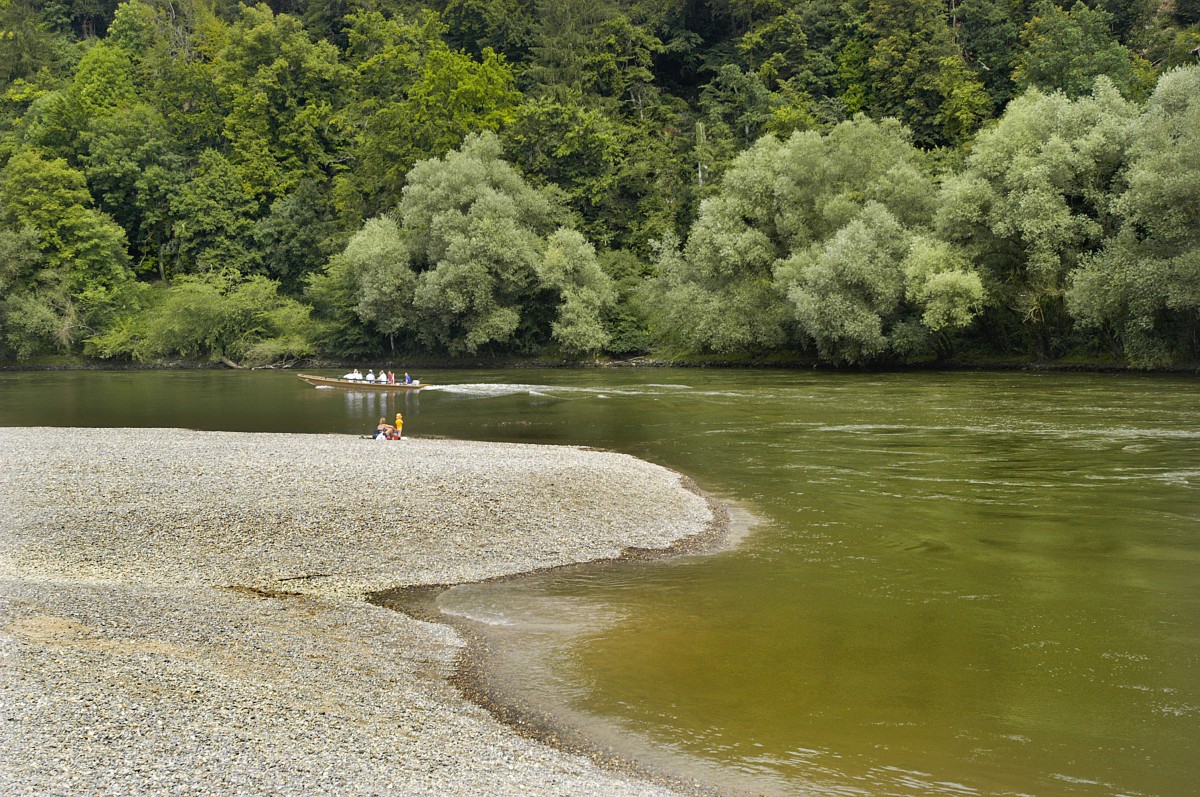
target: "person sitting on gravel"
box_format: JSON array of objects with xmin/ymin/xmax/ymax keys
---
[{"xmin": 374, "ymin": 417, "xmax": 395, "ymax": 439}]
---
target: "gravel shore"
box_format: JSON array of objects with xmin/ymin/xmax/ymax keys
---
[{"xmin": 1, "ymin": 427, "xmax": 717, "ymax": 796}]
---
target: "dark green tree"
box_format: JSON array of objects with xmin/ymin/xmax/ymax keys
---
[
  {"xmin": 1013, "ymin": 1, "xmax": 1153, "ymax": 99},
  {"xmin": 253, "ymin": 179, "xmax": 342, "ymax": 293},
  {"xmin": 81, "ymin": 103, "xmax": 185, "ymax": 277},
  {"xmin": 172, "ymin": 149, "xmax": 258, "ymax": 275},
  {"xmin": 213, "ymin": 3, "xmax": 350, "ymax": 203},
  {"xmin": 0, "ymin": 148, "xmax": 132, "ymax": 350},
  {"xmin": 336, "ymin": 9, "xmax": 521, "ymax": 219},
  {"xmin": 858, "ymin": 0, "xmax": 991, "ymax": 145}
]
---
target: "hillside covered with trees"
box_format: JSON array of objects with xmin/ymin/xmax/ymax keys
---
[{"xmin": 1, "ymin": 0, "xmax": 1198, "ymax": 367}]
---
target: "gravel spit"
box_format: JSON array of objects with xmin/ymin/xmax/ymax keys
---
[{"xmin": 1, "ymin": 427, "xmax": 717, "ymax": 796}]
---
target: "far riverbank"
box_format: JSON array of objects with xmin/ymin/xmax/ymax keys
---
[{"xmin": 2, "ymin": 353, "xmax": 1198, "ymax": 374}]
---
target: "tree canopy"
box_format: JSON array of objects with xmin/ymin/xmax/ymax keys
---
[{"xmin": 0, "ymin": 0, "xmax": 1197, "ymax": 367}]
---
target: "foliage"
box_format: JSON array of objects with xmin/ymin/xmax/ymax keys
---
[
  {"xmin": 902, "ymin": 235, "xmax": 986, "ymax": 355},
  {"xmin": 336, "ymin": 9, "xmax": 521, "ymax": 218},
  {"xmin": 81, "ymin": 103, "xmax": 183, "ymax": 276},
  {"xmin": 1067, "ymin": 67, "xmax": 1200, "ymax": 365},
  {"xmin": 653, "ymin": 115, "xmax": 936, "ymax": 357},
  {"xmin": 400, "ymin": 132, "xmax": 560, "ymax": 354},
  {"xmin": 1013, "ymin": 1, "xmax": 1153, "ymax": 100},
  {"xmin": 213, "ymin": 4, "xmax": 350, "ymax": 203},
  {"xmin": 537, "ymin": 227, "xmax": 615, "ymax": 354},
  {"xmin": 252, "ymin": 178, "xmax": 342, "ymax": 292},
  {"xmin": 172, "ymin": 149, "xmax": 258, "ymax": 275},
  {"xmin": 857, "ymin": 0, "xmax": 992, "ymax": 146},
  {"xmin": 0, "ymin": 0, "xmax": 1197, "ymax": 367},
  {"xmin": 0, "ymin": 224, "xmax": 74, "ymax": 359},
  {"xmin": 935, "ymin": 79, "xmax": 1139, "ymax": 358},
  {"xmin": 777, "ymin": 203, "xmax": 910, "ymax": 363},
  {"xmin": 0, "ymin": 149, "xmax": 131, "ymax": 327},
  {"xmin": 87, "ymin": 269, "xmax": 318, "ymax": 365}
]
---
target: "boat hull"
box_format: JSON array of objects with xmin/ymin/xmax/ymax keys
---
[{"xmin": 298, "ymin": 374, "xmax": 427, "ymax": 391}]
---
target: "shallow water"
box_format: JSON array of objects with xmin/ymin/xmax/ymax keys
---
[{"xmin": 4, "ymin": 368, "xmax": 1197, "ymax": 796}]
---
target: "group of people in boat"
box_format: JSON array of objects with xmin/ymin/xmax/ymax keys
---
[
  {"xmin": 374, "ymin": 413, "xmax": 404, "ymax": 440},
  {"xmin": 341, "ymin": 368, "xmax": 414, "ymax": 385}
]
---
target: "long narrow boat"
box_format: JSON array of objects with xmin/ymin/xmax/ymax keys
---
[{"xmin": 298, "ymin": 374, "xmax": 428, "ymax": 391}]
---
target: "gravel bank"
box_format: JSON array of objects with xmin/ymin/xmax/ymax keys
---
[{"xmin": 1, "ymin": 427, "xmax": 717, "ymax": 796}]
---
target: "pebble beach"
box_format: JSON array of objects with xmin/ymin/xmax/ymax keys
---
[{"xmin": 0, "ymin": 427, "xmax": 718, "ymax": 796}]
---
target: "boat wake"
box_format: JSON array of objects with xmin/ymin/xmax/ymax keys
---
[{"xmin": 426, "ymin": 382, "xmax": 748, "ymax": 400}]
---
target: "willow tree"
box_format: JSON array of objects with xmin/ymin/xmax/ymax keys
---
[
  {"xmin": 399, "ymin": 132, "xmax": 565, "ymax": 354},
  {"xmin": 654, "ymin": 114, "xmax": 944, "ymax": 358},
  {"xmin": 537, "ymin": 227, "xmax": 615, "ymax": 355},
  {"xmin": 934, "ymin": 79, "xmax": 1138, "ymax": 358},
  {"xmin": 1068, "ymin": 67, "xmax": 1200, "ymax": 365}
]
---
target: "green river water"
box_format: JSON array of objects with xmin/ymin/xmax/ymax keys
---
[{"xmin": 2, "ymin": 368, "xmax": 1197, "ymax": 796}]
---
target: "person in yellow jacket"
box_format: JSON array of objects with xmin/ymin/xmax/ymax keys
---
[{"xmin": 394, "ymin": 412, "xmax": 404, "ymax": 439}]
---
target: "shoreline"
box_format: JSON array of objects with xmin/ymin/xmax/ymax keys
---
[
  {"xmin": 1, "ymin": 427, "xmax": 724, "ymax": 796},
  {"xmin": 2, "ymin": 357, "xmax": 1198, "ymax": 375},
  {"xmin": 374, "ymin": 484, "xmax": 740, "ymax": 797}
]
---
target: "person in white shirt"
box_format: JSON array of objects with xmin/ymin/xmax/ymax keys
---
[
  {"xmin": 365, "ymin": 370, "xmax": 376, "ymax": 382},
  {"xmin": 342, "ymin": 368, "xmax": 362, "ymax": 380}
]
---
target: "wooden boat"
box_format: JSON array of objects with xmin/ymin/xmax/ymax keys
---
[{"xmin": 298, "ymin": 374, "xmax": 428, "ymax": 391}]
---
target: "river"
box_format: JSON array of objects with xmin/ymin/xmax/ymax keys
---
[{"xmin": 2, "ymin": 368, "xmax": 1197, "ymax": 796}]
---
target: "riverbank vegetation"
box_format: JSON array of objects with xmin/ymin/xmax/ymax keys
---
[{"xmin": 1, "ymin": 0, "xmax": 1197, "ymax": 368}]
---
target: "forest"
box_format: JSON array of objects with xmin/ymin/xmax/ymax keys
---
[{"xmin": 0, "ymin": 0, "xmax": 1197, "ymax": 367}]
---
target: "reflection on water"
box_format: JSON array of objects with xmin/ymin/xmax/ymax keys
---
[{"xmin": 3, "ymin": 368, "xmax": 1198, "ymax": 796}]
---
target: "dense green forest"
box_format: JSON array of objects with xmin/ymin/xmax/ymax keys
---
[{"xmin": 0, "ymin": 0, "xmax": 1197, "ymax": 367}]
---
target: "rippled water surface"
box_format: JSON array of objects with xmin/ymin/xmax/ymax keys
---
[{"xmin": 4, "ymin": 368, "xmax": 1197, "ymax": 796}]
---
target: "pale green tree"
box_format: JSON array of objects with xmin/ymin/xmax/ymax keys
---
[
  {"xmin": 654, "ymin": 115, "xmax": 936, "ymax": 355},
  {"xmin": 537, "ymin": 227, "xmax": 615, "ymax": 355},
  {"xmin": 935, "ymin": 80, "xmax": 1138, "ymax": 358},
  {"xmin": 776, "ymin": 202, "xmax": 911, "ymax": 363},
  {"xmin": 0, "ymin": 150, "xmax": 135, "ymax": 356},
  {"xmin": 902, "ymin": 235, "xmax": 986, "ymax": 357},
  {"xmin": 1068, "ymin": 67, "xmax": 1200, "ymax": 365},
  {"xmin": 336, "ymin": 216, "xmax": 418, "ymax": 349},
  {"xmin": 305, "ymin": 217, "xmax": 407, "ymax": 356},
  {"xmin": 399, "ymin": 132, "xmax": 563, "ymax": 354}
]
